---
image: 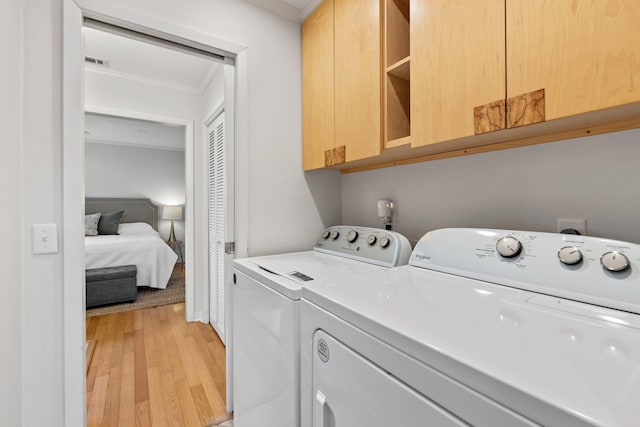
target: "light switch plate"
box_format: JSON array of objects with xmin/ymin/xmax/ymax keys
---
[{"xmin": 32, "ymin": 224, "xmax": 59, "ymax": 254}]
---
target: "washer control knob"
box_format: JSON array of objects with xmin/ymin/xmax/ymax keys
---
[
  {"xmin": 367, "ymin": 235, "xmax": 377, "ymax": 246},
  {"xmin": 558, "ymin": 246, "xmax": 583, "ymax": 265},
  {"xmin": 347, "ymin": 230, "xmax": 359, "ymax": 243},
  {"xmin": 379, "ymin": 236, "xmax": 391, "ymax": 248},
  {"xmin": 601, "ymin": 251, "xmax": 630, "ymax": 272},
  {"xmin": 330, "ymin": 230, "xmax": 340, "ymax": 240},
  {"xmin": 321, "ymin": 230, "xmax": 330, "ymax": 239},
  {"xmin": 496, "ymin": 236, "xmax": 522, "ymax": 258}
]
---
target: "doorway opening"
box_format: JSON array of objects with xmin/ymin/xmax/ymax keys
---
[{"xmin": 63, "ymin": 2, "xmax": 248, "ymax": 425}]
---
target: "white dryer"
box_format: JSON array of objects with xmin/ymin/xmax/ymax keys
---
[
  {"xmin": 301, "ymin": 228, "xmax": 640, "ymax": 427},
  {"xmin": 232, "ymin": 225, "xmax": 412, "ymax": 427}
]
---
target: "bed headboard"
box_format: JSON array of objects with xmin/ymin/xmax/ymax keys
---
[{"xmin": 85, "ymin": 197, "xmax": 159, "ymax": 230}]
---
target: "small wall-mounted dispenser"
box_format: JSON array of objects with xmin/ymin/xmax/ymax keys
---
[{"xmin": 377, "ymin": 199, "xmax": 394, "ymax": 230}]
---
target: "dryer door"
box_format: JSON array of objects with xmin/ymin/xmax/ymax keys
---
[{"xmin": 312, "ymin": 330, "xmax": 465, "ymax": 427}]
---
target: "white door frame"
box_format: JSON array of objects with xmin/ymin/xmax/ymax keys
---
[{"xmin": 63, "ymin": 0, "xmax": 249, "ymax": 423}]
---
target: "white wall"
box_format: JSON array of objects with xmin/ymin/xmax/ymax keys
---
[
  {"xmin": 342, "ymin": 129, "xmax": 640, "ymax": 245},
  {"xmin": 0, "ymin": 0, "xmax": 23, "ymax": 425},
  {"xmin": 20, "ymin": 0, "xmax": 66, "ymax": 425},
  {"xmin": 85, "ymin": 142, "xmax": 186, "ymax": 241}
]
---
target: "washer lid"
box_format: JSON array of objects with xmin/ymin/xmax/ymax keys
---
[
  {"xmin": 302, "ymin": 266, "xmax": 640, "ymax": 427},
  {"xmin": 233, "ymin": 251, "xmax": 384, "ymax": 300}
]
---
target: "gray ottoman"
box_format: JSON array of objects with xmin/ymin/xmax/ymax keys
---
[{"xmin": 86, "ymin": 265, "xmax": 137, "ymax": 308}]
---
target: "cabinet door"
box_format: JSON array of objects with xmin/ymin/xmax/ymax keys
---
[
  {"xmin": 302, "ymin": 0, "xmax": 335, "ymax": 171},
  {"xmin": 411, "ymin": 0, "xmax": 506, "ymax": 147},
  {"xmin": 507, "ymin": 0, "xmax": 640, "ymax": 125},
  {"xmin": 334, "ymin": 0, "xmax": 382, "ymax": 163}
]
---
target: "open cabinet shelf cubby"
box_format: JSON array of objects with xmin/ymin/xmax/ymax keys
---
[{"xmin": 385, "ymin": 0, "xmax": 410, "ymax": 146}]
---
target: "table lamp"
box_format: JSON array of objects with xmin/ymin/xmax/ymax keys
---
[{"xmin": 163, "ymin": 205, "xmax": 183, "ymax": 243}]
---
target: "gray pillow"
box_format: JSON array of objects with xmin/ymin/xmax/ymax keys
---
[
  {"xmin": 84, "ymin": 213, "xmax": 101, "ymax": 236},
  {"xmin": 98, "ymin": 211, "xmax": 124, "ymax": 235}
]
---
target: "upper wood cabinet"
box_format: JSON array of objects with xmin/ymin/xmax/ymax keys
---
[
  {"xmin": 411, "ymin": 0, "xmax": 506, "ymax": 148},
  {"xmin": 302, "ymin": 0, "xmax": 334, "ymax": 171},
  {"xmin": 302, "ymin": 0, "xmax": 382, "ymax": 171},
  {"xmin": 506, "ymin": 0, "xmax": 640, "ymax": 124},
  {"xmin": 334, "ymin": 0, "xmax": 382, "ymax": 163}
]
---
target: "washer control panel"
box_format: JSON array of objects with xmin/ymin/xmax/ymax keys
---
[
  {"xmin": 314, "ymin": 225, "xmax": 412, "ymax": 267},
  {"xmin": 410, "ymin": 228, "xmax": 640, "ymax": 314}
]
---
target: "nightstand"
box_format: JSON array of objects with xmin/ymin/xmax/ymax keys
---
[{"xmin": 166, "ymin": 239, "xmax": 184, "ymax": 264}]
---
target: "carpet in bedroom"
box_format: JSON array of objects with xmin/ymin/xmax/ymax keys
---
[{"xmin": 86, "ymin": 268, "xmax": 184, "ymax": 316}]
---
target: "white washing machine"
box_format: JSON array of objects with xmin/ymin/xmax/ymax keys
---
[
  {"xmin": 232, "ymin": 225, "xmax": 412, "ymax": 427},
  {"xmin": 301, "ymin": 228, "xmax": 640, "ymax": 427}
]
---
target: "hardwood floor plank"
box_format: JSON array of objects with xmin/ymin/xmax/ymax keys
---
[
  {"xmin": 152, "ymin": 307, "xmax": 186, "ymax": 426},
  {"xmin": 135, "ymin": 400, "xmax": 152, "ymax": 427},
  {"xmin": 175, "ymin": 378, "xmax": 204, "ymax": 427},
  {"xmin": 185, "ymin": 336, "xmax": 228, "ymax": 419},
  {"xmin": 87, "ymin": 374, "xmax": 109, "ymax": 427},
  {"xmin": 147, "ymin": 366, "xmax": 169, "ymax": 427},
  {"xmin": 104, "ymin": 367, "xmax": 122, "ymax": 427},
  {"xmin": 190, "ymin": 383, "xmax": 215, "ymax": 426},
  {"xmin": 133, "ymin": 328, "xmax": 149, "ymax": 403},
  {"xmin": 142, "ymin": 308, "xmax": 160, "ymax": 369},
  {"xmin": 119, "ymin": 352, "xmax": 136, "ymax": 427}
]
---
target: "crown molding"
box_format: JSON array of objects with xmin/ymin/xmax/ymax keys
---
[
  {"xmin": 198, "ymin": 63, "xmax": 224, "ymax": 95},
  {"xmin": 246, "ymin": 0, "xmax": 303, "ymax": 22},
  {"xmin": 85, "ymin": 137, "xmax": 185, "ymax": 152},
  {"xmin": 85, "ymin": 64, "xmax": 203, "ymax": 94}
]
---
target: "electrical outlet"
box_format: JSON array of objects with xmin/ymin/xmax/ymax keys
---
[{"xmin": 557, "ymin": 218, "xmax": 587, "ymax": 236}]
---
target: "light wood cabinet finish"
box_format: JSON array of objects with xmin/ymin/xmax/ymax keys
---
[
  {"xmin": 302, "ymin": 0, "xmax": 335, "ymax": 171},
  {"xmin": 507, "ymin": 0, "xmax": 640, "ymax": 121},
  {"xmin": 411, "ymin": 0, "xmax": 506, "ymax": 148},
  {"xmin": 303, "ymin": 0, "xmax": 381, "ymax": 170},
  {"xmin": 334, "ymin": 0, "xmax": 382, "ymax": 163}
]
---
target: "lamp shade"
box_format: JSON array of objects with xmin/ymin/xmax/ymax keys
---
[{"xmin": 162, "ymin": 205, "xmax": 183, "ymax": 220}]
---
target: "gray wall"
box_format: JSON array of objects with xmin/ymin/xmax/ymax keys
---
[
  {"xmin": 85, "ymin": 142, "xmax": 186, "ymax": 242},
  {"xmin": 342, "ymin": 128, "xmax": 640, "ymax": 245}
]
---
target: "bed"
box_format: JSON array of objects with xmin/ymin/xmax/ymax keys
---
[{"xmin": 85, "ymin": 197, "xmax": 178, "ymax": 289}]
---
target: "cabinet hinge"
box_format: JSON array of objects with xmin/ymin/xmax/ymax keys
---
[{"xmin": 225, "ymin": 242, "xmax": 235, "ymax": 254}]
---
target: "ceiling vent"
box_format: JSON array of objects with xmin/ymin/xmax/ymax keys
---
[{"xmin": 84, "ymin": 56, "xmax": 109, "ymax": 67}]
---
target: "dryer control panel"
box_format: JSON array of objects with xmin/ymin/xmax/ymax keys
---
[
  {"xmin": 314, "ymin": 225, "xmax": 412, "ymax": 268},
  {"xmin": 410, "ymin": 228, "xmax": 640, "ymax": 314}
]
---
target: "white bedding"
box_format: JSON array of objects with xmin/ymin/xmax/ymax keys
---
[{"xmin": 85, "ymin": 223, "xmax": 178, "ymax": 289}]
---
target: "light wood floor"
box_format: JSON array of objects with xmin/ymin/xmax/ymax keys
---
[{"xmin": 86, "ymin": 302, "xmax": 229, "ymax": 427}]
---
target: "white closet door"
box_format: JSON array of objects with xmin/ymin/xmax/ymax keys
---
[{"xmin": 208, "ymin": 111, "xmax": 230, "ymax": 343}]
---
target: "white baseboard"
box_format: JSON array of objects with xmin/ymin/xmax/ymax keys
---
[{"xmin": 192, "ymin": 310, "xmax": 208, "ymax": 324}]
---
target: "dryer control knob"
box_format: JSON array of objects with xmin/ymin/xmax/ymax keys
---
[
  {"xmin": 601, "ymin": 251, "xmax": 630, "ymax": 272},
  {"xmin": 558, "ymin": 246, "xmax": 583, "ymax": 265},
  {"xmin": 496, "ymin": 236, "xmax": 522, "ymax": 258},
  {"xmin": 347, "ymin": 230, "xmax": 359, "ymax": 243},
  {"xmin": 367, "ymin": 235, "xmax": 377, "ymax": 246},
  {"xmin": 330, "ymin": 230, "xmax": 340, "ymax": 240},
  {"xmin": 322, "ymin": 230, "xmax": 330, "ymax": 239},
  {"xmin": 379, "ymin": 236, "xmax": 391, "ymax": 248}
]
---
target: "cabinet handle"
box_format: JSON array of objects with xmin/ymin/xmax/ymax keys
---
[
  {"xmin": 474, "ymin": 99, "xmax": 506, "ymax": 134},
  {"xmin": 507, "ymin": 88, "xmax": 545, "ymax": 128},
  {"xmin": 324, "ymin": 149, "xmax": 335, "ymax": 167},
  {"xmin": 315, "ymin": 390, "xmax": 329, "ymax": 427},
  {"xmin": 333, "ymin": 146, "xmax": 346, "ymax": 165},
  {"xmin": 324, "ymin": 146, "xmax": 347, "ymax": 167}
]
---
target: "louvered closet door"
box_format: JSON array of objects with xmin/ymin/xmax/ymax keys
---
[{"xmin": 208, "ymin": 112, "xmax": 228, "ymax": 343}]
